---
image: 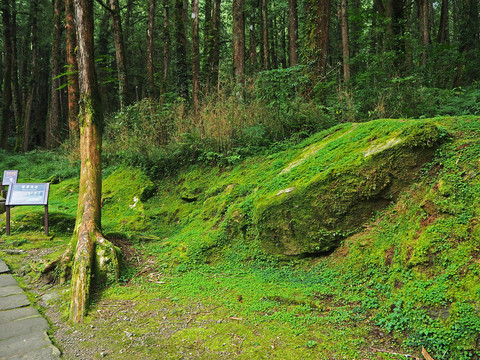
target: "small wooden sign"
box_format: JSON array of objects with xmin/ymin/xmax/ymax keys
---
[
  {"xmin": 2, "ymin": 170, "xmax": 18, "ymax": 186},
  {"xmin": 5, "ymin": 183, "xmax": 50, "ymax": 236}
]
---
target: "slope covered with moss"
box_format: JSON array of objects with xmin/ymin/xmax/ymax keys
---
[{"xmin": 1, "ymin": 117, "xmax": 479, "ymax": 359}]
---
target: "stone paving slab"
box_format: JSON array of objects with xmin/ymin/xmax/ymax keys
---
[
  {"xmin": 0, "ymin": 294, "xmax": 30, "ymax": 311},
  {"xmin": 0, "ymin": 259, "xmax": 61, "ymax": 359},
  {"xmin": 0, "ymin": 286, "xmax": 23, "ymax": 298},
  {"xmin": 0, "ymin": 307, "xmax": 39, "ymax": 323},
  {"xmin": 0, "ymin": 275, "xmax": 18, "ymax": 288},
  {"xmin": 0, "ymin": 316, "xmax": 50, "ymax": 340},
  {"xmin": 0, "ymin": 331, "xmax": 61, "ymax": 359},
  {"xmin": 0, "ymin": 261, "xmax": 9, "ymax": 274}
]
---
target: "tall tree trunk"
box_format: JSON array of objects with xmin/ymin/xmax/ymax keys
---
[
  {"xmin": 385, "ymin": 0, "xmax": 406, "ymax": 53},
  {"xmin": 417, "ymin": 0, "xmax": 430, "ymax": 66},
  {"xmin": 147, "ymin": 0, "xmax": 156, "ymax": 97},
  {"xmin": 97, "ymin": 12, "xmax": 111, "ymax": 114},
  {"xmin": 46, "ymin": 0, "xmax": 64, "ymax": 149},
  {"xmin": 66, "ymin": 0, "xmax": 79, "ymax": 140},
  {"xmin": 288, "ymin": 0, "xmax": 298, "ymax": 67},
  {"xmin": 10, "ymin": 0, "xmax": 22, "ymax": 151},
  {"xmin": 191, "ymin": 0, "xmax": 200, "ymax": 110},
  {"xmin": 248, "ymin": 10, "xmax": 257, "ymax": 74},
  {"xmin": 174, "ymin": 0, "xmax": 189, "ymax": 101},
  {"xmin": 109, "ymin": 0, "xmax": 129, "ymax": 110},
  {"xmin": 162, "ymin": 0, "xmax": 171, "ymax": 96},
  {"xmin": 205, "ymin": 0, "xmax": 221, "ymax": 91},
  {"xmin": 437, "ymin": 0, "xmax": 449, "ymax": 43},
  {"xmin": 124, "ymin": 0, "xmax": 134, "ymax": 46},
  {"xmin": 270, "ymin": 8, "xmax": 278, "ymax": 69},
  {"xmin": 233, "ymin": 0, "xmax": 245, "ymax": 87},
  {"xmin": 305, "ymin": 0, "xmax": 331, "ymax": 79},
  {"xmin": 68, "ymin": 0, "xmax": 119, "ymax": 324},
  {"xmin": 23, "ymin": 0, "xmax": 40, "ymax": 152},
  {"xmin": 261, "ymin": 0, "xmax": 269, "ymax": 69},
  {"xmin": 1, "ymin": 0, "xmax": 13, "ymax": 150},
  {"xmin": 340, "ymin": 0, "xmax": 350, "ymax": 81},
  {"xmin": 279, "ymin": 9, "xmax": 287, "ymax": 68}
]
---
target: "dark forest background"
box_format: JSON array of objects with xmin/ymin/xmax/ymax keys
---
[{"xmin": 0, "ymin": 0, "xmax": 478, "ymax": 169}]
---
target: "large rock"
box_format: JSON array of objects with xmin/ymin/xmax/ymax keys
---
[{"xmin": 254, "ymin": 121, "xmax": 443, "ymax": 257}]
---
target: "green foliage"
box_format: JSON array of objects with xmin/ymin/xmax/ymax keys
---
[
  {"xmin": 103, "ymin": 91, "xmax": 337, "ymax": 178},
  {"xmin": 4, "ymin": 117, "xmax": 480, "ymax": 359}
]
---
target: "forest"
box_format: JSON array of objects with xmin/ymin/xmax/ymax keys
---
[
  {"xmin": 1, "ymin": 0, "xmax": 480, "ymax": 359},
  {"xmin": 0, "ymin": 0, "xmax": 479, "ymax": 154}
]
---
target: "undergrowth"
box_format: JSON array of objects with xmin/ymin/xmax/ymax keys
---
[{"xmin": 1, "ymin": 117, "xmax": 480, "ymax": 359}]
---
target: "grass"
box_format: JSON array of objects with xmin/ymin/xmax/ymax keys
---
[{"xmin": 1, "ymin": 116, "xmax": 480, "ymax": 359}]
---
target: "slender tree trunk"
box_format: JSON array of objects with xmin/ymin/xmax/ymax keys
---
[
  {"xmin": 417, "ymin": 0, "xmax": 429, "ymax": 66},
  {"xmin": 270, "ymin": 9, "xmax": 278, "ymax": 69},
  {"xmin": 69, "ymin": 0, "xmax": 119, "ymax": 324},
  {"xmin": 23, "ymin": 0, "xmax": 40, "ymax": 152},
  {"xmin": 288, "ymin": 0, "xmax": 298, "ymax": 67},
  {"xmin": 124, "ymin": 0, "xmax": 134, "ymax": 46},
  {"xmin": 66, "ymin": 0, "xmax": 79, "ymax": 140},
  {"xmin": 437, "ymin": 0, "xmax": 449, "ymax": 43},
  {"xmin": 248, "ymin": 11, "xmax": 257, "ymax": 74},
  {"xmin": 279, "ymin": 9, "xmax": 287, "ymax": 68},
  {"xmin": 147, "ymin": 0, "xmax": 157, "ymax": 97},
  {"xmin": 233, "ymin": 0, "xmax": 245, "ymax": 87},
  {"xmin": 46, "ymin": 0, "xmax": 64, "ymax": 149},
  {"xmin": 109, "ymin": 0, "xmax": 129, "ymax": 110},
  {"xmin": 97, "ymin": 12, "xmax": 111, "ymax": 113},
  {"xmin": 340, "ymin": 0, "xmax": 350, "ymax": 81},
  {"xmin": 191, "ymin": 0, "xmax": 200, "ymax": 110},
  {"xmin": 205, "ymin": 0, "xmax": 221, "ymax": 91},
  {"xmin": 162, "ymin": 0, "xmax": 171, "ymax": 96},
  {"xmin": 10, "ymin": 1, "xmax": 22, "ymax": 151},
  {"xmin": 305, "ymin": 0, "xmax": 331, "ymax": 79},
  {"xmin": 1, "ymin": 0, "xmax": 13, "ymax": 150},
  {"xmin": 174, "ymin": 0, "xmax": 189, "ymax": 100},
  {"xmin": 261, "ymin": 0, "xmax": 269, "ymax": 69}
]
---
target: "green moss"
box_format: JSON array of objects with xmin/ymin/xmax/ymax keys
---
[{"xmin": 254, "ymin": 121, "xmax": 442, "ymax": 256}]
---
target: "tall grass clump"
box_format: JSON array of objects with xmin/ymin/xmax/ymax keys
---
[{"xmin": 103, "ymin": 81, "xmax": 336, "ymax": 178}]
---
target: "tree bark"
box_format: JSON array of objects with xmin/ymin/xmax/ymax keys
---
[
  {"xmin": 66, "ymin": 0, "xmax": 79, "ymax": 140},
  {"xmin": 233, "ymin": 0, "xmax": 245, "ymax": 87},
  {"xmin": 437, "ymin": 0, "xmax": 449, "ymax": 43},
  {"xmin": 305, "ymin": 0, "xmax": 331, "ymax": 79},
  {"xmin": 109, "ymin": 0, "xmax": 129, "ymax": 110},
  {"xmin": 279, "ymin": 9, "xmax": 287, "ymax": 69},
  {"xmin": 147, "ymin": 0, "xmax": 156, "ymax": 97},
  {"xmin": 261, "ymin": 0, "xmax": 269, "ymax": 69},
  {"xmin": 161, "ymin": 0, "xmax": 171, "ymax": 96},
  {"xmin": 248, "ymin": 9, "xmax": 257, "ymax": 74},
  {"xmin": 205, "ymin": 0, "xmax": 221, "ymax": 91},
  {"xmin": 340, "ymin": 0, "xmax": 350, "ymax": 82},
  {"xmin": 68, "ymin": 0, "xmax": 119, "ymax": 324},
  {"xmin": 288, "ymin": 0, "xmax": 298, "ymax": 66},
  {"xmin": 1, "ymin": 0, "xmax": 13, "ymax": 150},
  {"xmin": 174, "ymin": 0, "xmax": 189, "ymax": 100},
  {"xmin": 23, "ymin": 0, "xmax": 40, "ymax": 152},
  {"xmin": 46, "ymin": 0, "xmax": 64, "ymax": 149},
  {"xmin": 417, "ymin": 0, "xmax": 429, "ymax": 66},
  {"xmin": 191, "ymin": 0, "xmax": 200, "ymax": 110},
  {"xmin": 10, "ymin": 0, "xmax": 23, "ymax": 152}
]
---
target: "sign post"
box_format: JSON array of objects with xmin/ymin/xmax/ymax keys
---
[{"xmin": 5, "ymin": 183, "xmax": 50, "ymax": 236}]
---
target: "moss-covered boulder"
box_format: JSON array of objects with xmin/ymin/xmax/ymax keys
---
[{"xmin": 254, "ymin": 121, "xmax": 444, "ymax": 257}]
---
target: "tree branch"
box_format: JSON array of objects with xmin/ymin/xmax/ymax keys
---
[{"xmin": 95, "ymin": 0, "xmax": 112, "ymax": 13}]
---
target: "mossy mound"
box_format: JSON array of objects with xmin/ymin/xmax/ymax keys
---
[{"xmin": 254, "ymin": 121, "xmax": 443, "ymax": 256}]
